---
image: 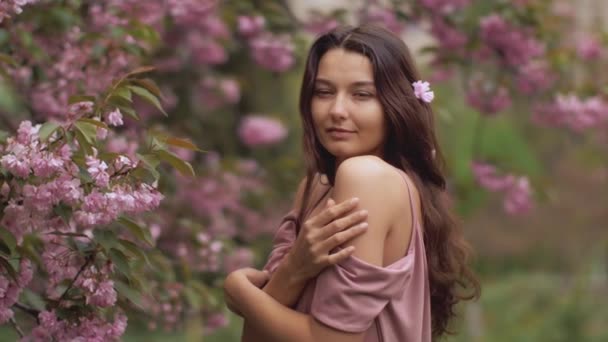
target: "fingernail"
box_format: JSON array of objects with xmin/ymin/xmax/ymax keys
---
[
  {"xmin": 358, "ymin": 222, "xmax": 368, "ymax": 229},
  {"xmin": 350, "ymin": 198, "xmax": 359, "ymax": 204},
  {"xmin": 359, "ymin": 210, "xmax": 368, "ymax": 217}
]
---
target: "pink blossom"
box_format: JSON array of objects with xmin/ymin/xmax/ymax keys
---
[
  {"xmin": 421, "ymin": 0, "xmax": 471, "ymax": 14},
  {"xmin": 466, "ymin": 79, "xmax": 512, "ymax": 115},
  {"xmin": 360, "ymin": 4, "xmax": 404, "ymax": 34},
  {"xmin": 503, "ymin": 177, "xmax": 533, "ymax": 214},
  {"xmin": 206, "ymin": 312, "xmax": 228, "ymax": 333},
  {"xmin": 479, "ymin": 14, "xmax": 544, "ymax": 67},
  {"xmin": 106, "ymin": 108, "xmax": 124, "ymax": 127},
  {"xmin": 532, "ymin": 94, "xmax": 608, "ymax": 132},
  {"xmin": 219, "ymin": 78, "xmax": 241, "ymax": 104},
  {"xmin": 515, "ymin": 61, "xmax": 555, "ymax": 95},
  {"xmin": 471, "ymin": 161, "xmax": 534, "ymax": 215},
  {"xmin": 576, "ymin": 35, "xmax": 602, "ymax": 60},
  {"xmin": 85, "ymin": 280, "xmax": 117, "ymax": 307},
  {"xmin": 412, "ymin": 81, "xmax": 435, "ymax": 103},
  {"xmin": 249, "ymin": 33, "xmax": 295, "ymax": 72},
  {"xmin": 237, "ymin": 15, "xmax": 265, "ymax": 37},
  {"xmin": 304, "ymin": 17, "xmax": 340, "ymax": 36},
  {"xmin": 238, "ymin": 115, "xmax": 288, "ymax": 147},
  {"xmin": 86, "ymin": 156, "xmax": 110, "ymax": 188},
  {"xmin": 430, "ymin": 17, "xmax": 468, "ymax": 51}
]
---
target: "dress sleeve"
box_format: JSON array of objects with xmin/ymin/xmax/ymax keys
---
[
  {"xmin": 310, "ymin": 251, "xmax": 413, "ymax": 332},
  {"xmin": 262, "ymin": 211, "xmax": 297, "ymax": 274}
]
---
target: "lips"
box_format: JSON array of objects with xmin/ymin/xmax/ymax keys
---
[{"xmin": 327, "ymin": 127, "xmax": 355, "ymax": 133}]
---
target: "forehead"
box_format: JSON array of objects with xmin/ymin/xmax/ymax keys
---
[{"xmin": 316, "ymin": 48, "xmax": 374, "ymax": 83}]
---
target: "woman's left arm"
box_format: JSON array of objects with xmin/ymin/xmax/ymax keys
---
[
  {"xmin": 226, "ymin": 268, "xmax": 366, "ymax": 342},
  {"xmin": 226, "ymin": 156, "xmax": 402, "ymax": 342}
]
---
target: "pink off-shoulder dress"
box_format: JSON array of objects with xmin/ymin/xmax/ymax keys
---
[{"xmin": 263, "ymin": 169, "xmax": 432, "ymax": 342}]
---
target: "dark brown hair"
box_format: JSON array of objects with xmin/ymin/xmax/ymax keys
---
[{"xmin": 296, "ymin": 25, "xmax": 480, "ymax": 338}]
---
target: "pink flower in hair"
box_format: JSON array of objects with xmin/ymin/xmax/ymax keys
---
[{"xmin": 412, "ymin": 81, "xmax": 434, "ymax": 103}]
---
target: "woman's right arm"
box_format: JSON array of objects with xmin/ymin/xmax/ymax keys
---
[{"xmin": 241, "ymin": 176, "xmax": 368, "ymax": 340}]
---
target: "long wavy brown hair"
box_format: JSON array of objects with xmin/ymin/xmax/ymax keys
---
[{"xmin": 295, "ymin": 25, "xmax": 481, "ymax": 339}]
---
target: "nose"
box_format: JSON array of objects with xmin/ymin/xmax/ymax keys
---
[{"xmin": 329, "ymin": 93, "xmax": 348, "ymax": 120}]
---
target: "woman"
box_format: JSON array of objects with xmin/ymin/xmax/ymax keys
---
[{"xmin": 223, "ymin": 25, "xmax": 480, "ymax": 342}]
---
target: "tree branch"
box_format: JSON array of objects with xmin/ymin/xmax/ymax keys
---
[
  {"xmin": 13, "ymin": 302, "xmax": 40, "ymax": 319},
  {"xmin": 58, "ymin": 254, "xmax": 94, "ymax": 303},
  {"xmin": 9, "ymin": 317, "xmax": 24, "ymax": 338}
]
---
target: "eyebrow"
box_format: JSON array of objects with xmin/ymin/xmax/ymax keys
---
[{"xmin": 314, "ymin": 78, "xmax": 375, "ymax": 87}]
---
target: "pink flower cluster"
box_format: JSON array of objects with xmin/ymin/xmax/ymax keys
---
[
  {"xmin": 0, "ymin": 0, "xmax": 38, "ymax": 23},
  {"xmin": 237, "ymin": 15, "xmax": 296, "ymax": 72},
  {"xmin": 479, "ymin": 14, "xmax": 545, "ymax": 67},
  {"xmin": 471, "ymin": 161, "xmax": 533, "ymax": 215},
  {"xmin": 238, "ymin": 115, "xmax": 288, "ymax": 147},
  {"xmin": 195, "ymin": 76, "xmax": 241, "ymax": 111},
  {"xmin": 533, "ymin": 94, "xmax": 608, "ymax": 132},
  {"xmin": 75, "ymin": 262, "xmax": 117, "ymax": 308},
  {"xmin": 26, "ymin": 310, "xmax": 127, "ymax": 342},
  {"xmin": 421, "ymin": 0, "xmax": 471, "ymax": 14},
  {"xmin": 0, "ymin": 259, "xmax": 33, "ymax": 324},
  {"xmin": 466, "ymin": 77, "xmax": 512, "ymax": 115},
  {"xmin": 360, "ymin": 4, "xmax": 405, "ymax": 34},
  {"xmin": 0, "ymin": 119, "xmax": 165, "ymax": 337}
]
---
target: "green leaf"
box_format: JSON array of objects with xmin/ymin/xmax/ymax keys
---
[
  {"xmin": 128, "ymin": 85, "xmax": 167, "ymax": 116},
  {"xmin": 130, "ymin": 78, "xmax": 162, "ymax": 98},
  {"xmin": 155, "ymin": 149, "xmax": 195, "ymax": 177},
  {"xmin": 0, "ymin": 227, "xmax": 17, "ymax": 254},
  {"xmin": 93, "ymin": 229, "xmax": 118, "ymax": 251},
  {"xmin": 117, "ymin": 105, "xmax": 139, "ymax": 121},
  {"xmin": 0, "ymin": 240, "xmax": 10, "ymax": 256},
  {"xmin": 109, "ymin": 248, "xmax": 130, "ymax": 276},
  {"xmin": 0, "ymin": 53, "xmax": 17, "ymax": 66},
  {"xmin": 114, "ymin": 279, "xmax": 143, "ymax": 308},
  {"xmin": 38, "ymin": 121, "xmax": 61, "ymax": 142},
  {"xmin": 77, "ymin": 118, "xmax": 108, "ymax": 130},
  {"xmin": 118, "ymin": 238, "xmax": 151, "ymax": 267},
  {"xmin": 164, "ymin": 137, "xmax": 204, "ymax": 152},
  {"xmin": 52, "ymin": 203, "xmax": 73, "ymax": 224},
  {"xmin": 74, "ymin": 121, "xmax": 97, "ymax": 145},
  {"xmin": 74, "ymin": 129, "xmax": 93, "ymax": 155},
  {"xmin": 107, "ymin": 95, "xmax": 132, "ymax": 108},
  {"xmin": 117, "ymin": 216, "xmax": 153, "ymax": 246},
  {"xmin": 113, "ymin": 86, "xmax": 132, "ymax": 102},
  {"xmin": 68, "ymin": 95, "xmax": 96, "ymax": 105},
  {"xmin": 125, "ymin": 66, "xmax": 156, "ymax": 77},
  {"xmin": 0, "ymin": 256, "xmax": 17, "ymax": 281}
]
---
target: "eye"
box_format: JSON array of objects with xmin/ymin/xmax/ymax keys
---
[
  {"xmin": 354, "ymin": 91, "xmax": 373, "ymax": 99},
  {"xmin": 313, "ymin": 88, "xmax": 333, "ymax": 97}
]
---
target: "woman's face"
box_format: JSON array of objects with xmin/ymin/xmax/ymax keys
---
[{"xmin": 311, "ymin": 48, "xmax": 386, "ymax": 164}]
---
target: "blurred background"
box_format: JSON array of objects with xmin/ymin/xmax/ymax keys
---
[{"xmin": 0, "ymin": 0, "xmax": 607, "ymax": 341}]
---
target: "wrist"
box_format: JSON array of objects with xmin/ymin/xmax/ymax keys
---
[{"xmin": 279, "ymin": 253, "xmax": 307, "ymax": 286}]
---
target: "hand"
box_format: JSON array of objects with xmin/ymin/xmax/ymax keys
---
[
  {"xmin": 224, "ymin": 268, "xmax": 270, "ymax": 316},
  {"xmin": 284, "ymin": 197, "xmax": 368, "ymax": 282}
]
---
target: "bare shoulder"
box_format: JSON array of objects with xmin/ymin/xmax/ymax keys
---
[{"xmin": 334, "ymin": 155, "xmax": 405, "ymax": 203}]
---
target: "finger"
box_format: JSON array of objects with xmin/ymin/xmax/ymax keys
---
[
  {"xmin": 318, "ymin": 221, "xmax": 368, "ymax": 252},
  {"xmin": 318, "ymin": 209, "xmax": 368, "ymax": 240},
  {"xmin": 313, "ymin": 197, "xmax": 359, "ymax": 226},
  {"xmin": 326, "ymin": 246, "xmax": 356, "ymax": 265},
  {"xmin": 326, "ymin": 198, "xmax": 336, "ymax": 208}
]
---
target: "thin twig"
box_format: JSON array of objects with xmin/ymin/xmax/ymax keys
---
[
  {"xmin": 58, "ymin": 254, "xmax": 94, "ymax": 303},
  {"xmin": 13, "ymin": 302, "xmax": 40, "ymax": 319},
  {"xmin": 9, "ymin": 317, "xmax": 24, "ymax": 338}
]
